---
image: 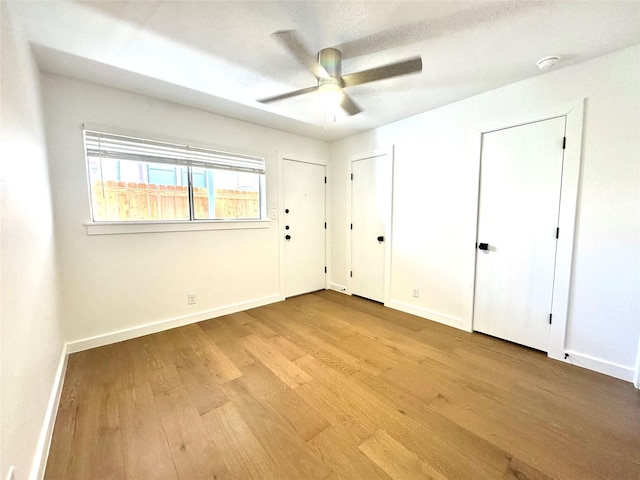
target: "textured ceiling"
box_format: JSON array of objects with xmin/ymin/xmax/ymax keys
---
[{"xmin": 10, "ymin": 0, "xmax": 640, "ymax": 141}]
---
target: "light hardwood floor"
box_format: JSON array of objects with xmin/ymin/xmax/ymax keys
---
[{"xmin": 45, "ymin": 290, "xmax": 640, "ymax": 479}]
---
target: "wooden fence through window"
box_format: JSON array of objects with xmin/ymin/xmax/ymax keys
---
[{"xmin": 91, "ymin": 181, "xmax": 259, "ymax": 221}]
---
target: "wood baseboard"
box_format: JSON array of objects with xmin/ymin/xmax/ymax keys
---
[
  {"xmin": 559, "ymin": 350, "xmax": 635, "ymax": 383},
  {"xmin": 328, "ymin": 283, "xmax": 348, "ymax": 293},
  {"xmin": 31, "ymin": 344, "xmax": 68, "ymax": 480},
  {"xmin": 385, "ymin": 300, "xmax": 464, "ymax": 331},
  {"xmin": 66, "ymin": 294, "xmax": 283, "ymax": 354}
]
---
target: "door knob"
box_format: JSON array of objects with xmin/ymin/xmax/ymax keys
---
[
  {"xmin": 377, "ymin": 236, "xmax": 384, "ymax": 242},
  {"xmin": 478, "ymin": 243, "xmax": 489, "ymax": 251},
  {"xmin": 285, "ymin": 234, "xmax": 291, "ymax": 240}
]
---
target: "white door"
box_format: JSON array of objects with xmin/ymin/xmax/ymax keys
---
[
  {"xmin": 474, "ymin": 117, "xmax": 566, "ymax": 351},
  {"xmin": 351, "ymin": 153, "xmax": 392, "ymax": 303},
  {"xmin": 283, "ymin": 159, "xmax": 326, "ymax": 298}
]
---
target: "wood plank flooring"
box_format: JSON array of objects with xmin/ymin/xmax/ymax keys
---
[{"xmin": 45, "ymin": 290, "xmax": 640, "ymax": 480}]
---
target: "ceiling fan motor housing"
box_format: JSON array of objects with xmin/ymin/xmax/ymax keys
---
[{"xmin": 319, "ymin": 48, "xmax": 343, "ymax": 84}]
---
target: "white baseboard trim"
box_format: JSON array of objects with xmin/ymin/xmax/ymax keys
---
[
  {"xmin": 66, "ymin": 294, "xmax": 283, "ymax": 353},
  {"xmin": 634, "ymin": 343, "xmax": 640, "ymax": 389},
  {"xmin": 558, "ymin": 350, "xmax": 635, "ymax": 383},
  {"xmin": 329, "ymin": 283, "xmax": 348, "ymax": 294},
  {"xmin": 30, "ymin": 344, "xmax": 68, "ymax": 480},
  {"xmin": 29, "ymin": 293, "xmax": 284, "ymax": 478},
  {"xmin": 385, "ymin": 300, "xmax": 464, "ymax": 330}
]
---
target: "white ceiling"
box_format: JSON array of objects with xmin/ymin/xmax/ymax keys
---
[{"xmin": 10, "ymin": 0, "xmax": 640, "ymax": 141}]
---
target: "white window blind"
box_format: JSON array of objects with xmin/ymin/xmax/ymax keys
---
[{"xmin": 84, "ymin": 130, "xmax": 265, "ymax": 174}]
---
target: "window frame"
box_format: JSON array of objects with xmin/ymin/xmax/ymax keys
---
[{"xmin": 82, "ymin": 124, "xmax": 270, "ymax": 235}]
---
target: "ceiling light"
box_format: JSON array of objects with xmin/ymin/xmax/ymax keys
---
[
  {"xmin": 536, "ymin": 55, "xmax": 561, "ymax": 71},
  {"xmin": 318, "ymin": 83, "xmax": 344, "ymax": 109}
]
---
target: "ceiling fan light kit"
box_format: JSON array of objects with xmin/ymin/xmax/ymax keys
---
[
  {"xmin": 318, "ymin": 83, "xmax": 344, "ymax": 108},
  {"xmin": 258, "ymin": 30, "xmax": 423, "ymax": 117}
]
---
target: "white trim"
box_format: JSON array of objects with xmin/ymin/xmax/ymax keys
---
[
  {"xmin": 475, "ymin": 100, "xmax": 584, "ymax": 134},
  {"xmin": 346, "ymin": 147, "xmax": 391, "ymax": 293},
  {"xmin": 386, "ymin": 300, "xmax": 464, "ymax": 330},
  {"xmin": 85, "ymin": 219, "xmax": 270, "ymax": 235},
  {"xmin": 463, "ymin": 129, "xmax": 483, "ymax": 333},
  {"xmin": 472, "ymin": 99, "xmax": 584, "ymax": 365},
  {"xmin": 329, "ymin": 283, "xmax": 348, "ymax": 293},
  {"xmin": 324, "ymin": 161, "xmax": 332, "ymax": 293},
  {"xmin": 634, "ymin": 336, "xmax": 640, "ymax": 389},
  {"xmin": 546, "ymin": 101, "xmax": 584, "ymax": 362},
  {"xmin": 278, "ymin": 152, "xmax": 328, "ymax": 167},
  {"xmin": 278, "ymin": 152, "xmax": 330, "ymax": 298},
  {"xmin": 30, "ymin": 344, "xmax": 68, "ymax": 480},
  {"xmin": 563, "ymin": 350, "xmax": 635, "ymax": 383},
  {"xmin": 277, "ymin": 152, "xmax": 285, "ymax": 299},
  {"xmin": 66, "ymin": 294, "xmax": 282, "ymax": 353},
  {"xmin": 347, "ymin": 146, "xmax": 394, "ymax": 303},
  {"xmin": 384, "ymin": 146, "xmax": 395, "ymax": 306}
]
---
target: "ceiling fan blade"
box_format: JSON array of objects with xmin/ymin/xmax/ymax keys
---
[
  {"xmin": 257, "ymin": 85, "xmax": 319, "ymax": 104},
  {"xmin": 342, "ymin": 56, "xmax": 422, "ymax": 88},
  {"xmin": 340, "ymin": 92, "xmax": 362, "ymax": 116},
  {"xmin": 272, "ymin": 30, "xmax": 329, "ymax": 79}
]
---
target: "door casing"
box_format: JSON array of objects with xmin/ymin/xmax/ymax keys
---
[
  {"xmin": 347, "ymin": 146, "xmax": 394, "ymax": 304},
  {"xmin": 283, "ymin": 159, "xmax": 326, "ymax": 298},
  {"xmin": 278, "ymin": 152, "xmax": 329, "ymax": 299},
  {"xmin": 473, "ymin": 116, "xmax": 566, "ymax": 351},
  {"xmin": 471, "ymin": 100, "xmax": 584, "ymax": 366}
]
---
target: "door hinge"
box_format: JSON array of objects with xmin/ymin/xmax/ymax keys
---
[
  {"xmin": 324, "ymin": 176, "xmax": 327, "ymax": 184},
  {"xmin": 350, "ymin": 223, "xmax": 353, "ymax": 230},
  {"xmin": 549, "ymin": 313, "xmax": 553, "ymax": 324},
  {"xmin": 350, "ymin": 173, "xmax": 353, "ymax": 180},
  {"xmin": 562, "ymin": 137, "xmax": 566, "ymax": 149},
  {"xmin": 324, "ymin": 222, "xmax": 327, "ymax": 229},
  {"xmin": 324, "ymin": 266, "xmax": 327, "ymax": 273},
  {"xmin": 350, "ymin": 271, "xmax": 353, "ymax": 278},
  {"xmin": 556, "ymin": 227, "xmax": 560, "ymax": 239}
]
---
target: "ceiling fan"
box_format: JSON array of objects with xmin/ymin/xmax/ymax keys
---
[{"xmin": 257, "ymin": 30, "xmax": 423, "ymax": 116}]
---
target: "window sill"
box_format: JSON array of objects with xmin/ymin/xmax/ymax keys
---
[{"xmin": 85, "ymin": 219, "xmax": 271, "ymax": 235}]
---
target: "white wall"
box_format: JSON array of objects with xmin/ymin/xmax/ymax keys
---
[
  {"xmin": 330, "ymin": 45, "xmax": 640, "ymax": 380},
  {"xmin": 0, "ymin": 5, "xmax": 65, "ymax": 479},
  {"xmin": 41, "ymin": 74, "xmax": 330, "ymax": 348}
]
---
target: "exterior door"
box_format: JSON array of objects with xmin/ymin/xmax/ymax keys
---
[
  {"xmin": 283, "ymin": 159, "xmax": 326, "ymax": 298},
  {"xmin": 351, "ymin": 153, "xmax": 392, "ymax": 303},
  {"xmin": 474, "ymin": 117, "xmax": 566, "ymax": 351}
]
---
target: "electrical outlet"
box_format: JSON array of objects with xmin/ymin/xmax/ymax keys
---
[
  {"xmin": 412, "ymin": 288, "xmax": 420, "ymax": 298},
  {"xmin": 187, "ymin": 293, "xmax": 197, "ymax": 305},
  {"xmin": 5, "ymin": 466, "xmax": 14, "ymax": 480}
]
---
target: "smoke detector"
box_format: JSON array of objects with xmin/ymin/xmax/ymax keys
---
[{"xmin": 536, "ymin": 55, "xmax": 561, "ymax": 71}]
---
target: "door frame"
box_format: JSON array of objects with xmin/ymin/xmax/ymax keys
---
[
  {"xmin": 347, "ymin": 146, "xmax": 394, "ymax": 304},
  {"xmin": 278, "ymin": 152, "xmax": 329, "ymax": 299},
  {"xmin": 470, "ymin": 100, "xmax": 584, "ymax": 364}
]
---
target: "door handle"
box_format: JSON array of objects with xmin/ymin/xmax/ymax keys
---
[
  {"xmin": 377, "ymin": 236, "xmax": 384, "ymax": 242},
  {"xmin": 478, "ymin": 242, "xmax": 489, "ymax": 251},
  {"xmin": 285, "ymin": 234, "xmax": 291, "ymax": 240}
]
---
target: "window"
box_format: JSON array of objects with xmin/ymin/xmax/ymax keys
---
[{"xmin": 84, "ymin": 129, "xmax": 266, "ymax": 222}]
